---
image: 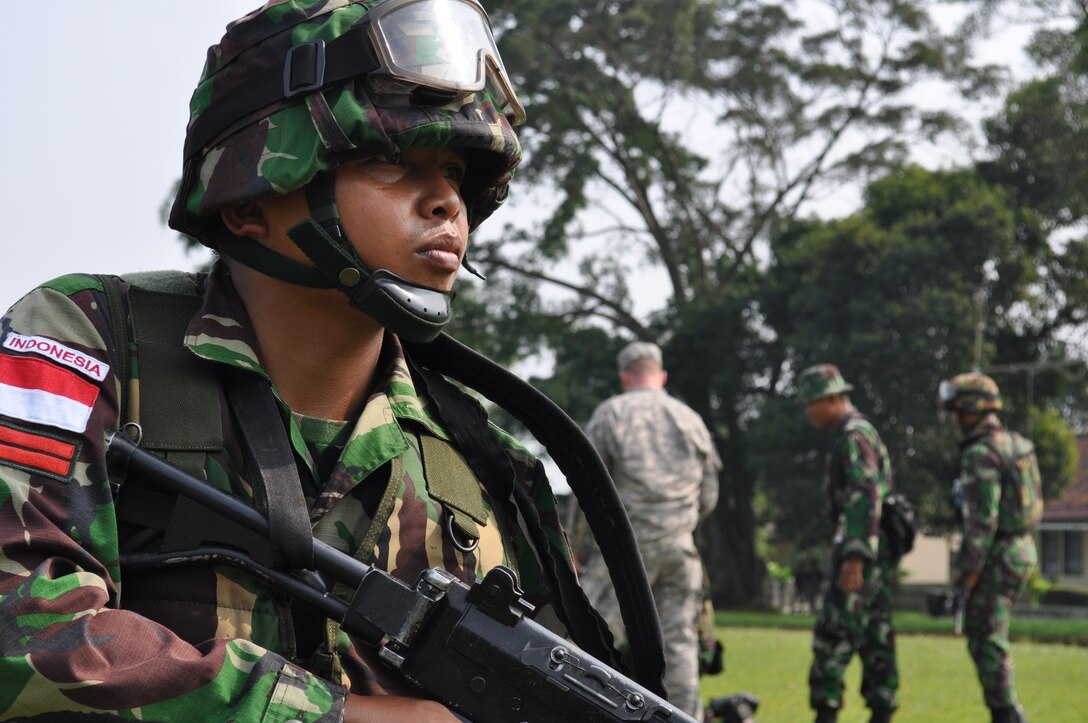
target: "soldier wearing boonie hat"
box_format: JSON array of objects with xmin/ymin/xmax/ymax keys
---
[
  {"xmin": 0, "ymin": 2, "xmax": 599, "ymax": 721},
  {"xmin": 797, "ymin": 363, "xmax": 855, "ymax": 404},
  {"xmin": 798, "ymin": 363, "xmax": 900, "ymax": 723}
]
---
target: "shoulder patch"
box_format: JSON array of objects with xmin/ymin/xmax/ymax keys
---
[
  {"xmin": 3, "ymin": 333, "xmax": 110, "ymax": 382},
  {"xmin": 0, "ymin": 419, "xmax": 80, "ymax": 479},
  {"xmin": 0, "ymin": 353, "xmax": 100, "ymax": 433}
]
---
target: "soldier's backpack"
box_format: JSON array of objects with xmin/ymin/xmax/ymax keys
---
[
  {"xmin": 995, "ymin": 431, "xmax": 1045, "ymax": 531},
  {"xmin": 880, "ymin": 493, "xmax": 917, "ymax": 559}
]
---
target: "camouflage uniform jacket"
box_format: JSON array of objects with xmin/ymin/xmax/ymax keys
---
[
  {"xmin": 825, "ymin": 411, "xmax": 893, "ymax": 561},
  {"xmin": 0, "ymin": 265, "xmax": 571, "ymax": 721},
  {"xmin": 585, "ymin": 388, "xmax": 720, "ymax": 546},
  {"xmin": 957, "ymin": 413, "xmax": 1024, "ymax": 575}
]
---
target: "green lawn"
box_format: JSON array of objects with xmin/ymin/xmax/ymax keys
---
[
  {"xmin": 702, "ymin": 622, "xmax": 1088, "ymax": 722},
  {"xmin": 715, "ymin": 609, "xmax": 1088, "ymax": 645}
]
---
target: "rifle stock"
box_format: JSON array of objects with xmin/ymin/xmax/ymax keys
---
[{"xmin": 106, "ymin": 431, "xmax": 696, "ymax": 723}]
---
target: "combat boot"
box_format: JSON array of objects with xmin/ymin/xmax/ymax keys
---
[
  {"xmin": 868, "ymin": 708, "xmax": 894, "ymax": 723},
  {"xmin": 990, "ymin": 704, "xmax": 1027, "ymax": 723},
  {"xmin": 814, "ymin": 706, "xmax": 838, "ymax": 723}
]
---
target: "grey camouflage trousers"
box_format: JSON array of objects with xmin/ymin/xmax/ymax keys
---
[{"xmin": 580, "ymin": 540, "xmax": 704, "ymax": 717}]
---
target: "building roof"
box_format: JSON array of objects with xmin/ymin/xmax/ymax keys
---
[{"xmin": 1042, "ymin": 434, "xmax": 1088, "ymax": 523}]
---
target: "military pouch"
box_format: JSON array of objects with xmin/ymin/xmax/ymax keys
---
[{"xmin": 419, "ymin": 434, "xmax": 490, "ymax": 550}]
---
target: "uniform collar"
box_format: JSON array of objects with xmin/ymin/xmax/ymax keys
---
[{"xmin": 182, "ymin": 261, "xmax": 449, "ymax": 438}]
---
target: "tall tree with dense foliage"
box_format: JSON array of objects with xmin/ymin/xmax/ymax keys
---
[{"xmin": 462, "ymin": 0, "xmax": 1003, "ymax": 602}]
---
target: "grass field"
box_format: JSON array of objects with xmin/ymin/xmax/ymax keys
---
[{"xmin": 701, "ymin": 616, "xmax": 1088, "ymax": 722}]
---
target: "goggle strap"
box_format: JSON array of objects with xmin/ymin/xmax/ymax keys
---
[{"xmin": 185, "ymin": 24, "xmax": 379, "ymax": 161}]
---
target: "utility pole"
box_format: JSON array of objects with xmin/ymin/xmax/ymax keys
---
[{"xmin": 985, "ymin": 358, "xmax": 1083, "ymax": 438}]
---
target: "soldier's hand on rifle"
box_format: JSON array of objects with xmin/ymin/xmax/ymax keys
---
[
  {"xmin": 955, "ymin": 569, "xmax": 981, "ymax": 594},
  {"xmin": 839, "ymin": 557, "xmax": 864, "ymax": 592}
]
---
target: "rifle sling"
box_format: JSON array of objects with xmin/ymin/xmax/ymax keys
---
[
  {"xmin": 407, "ymin": 358, "xmax": 626, "ymax": 674},
  {"xmin": 221, "ymin": 366, "xmax": 315, "ymax": 571},
  {"xmin": 405, "ymin": 333, "xmax": 666, "ymax": 696}
]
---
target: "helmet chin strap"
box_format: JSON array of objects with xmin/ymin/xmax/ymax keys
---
[{"xmin": 281, "ymin": 172, "xmax": 455, "ymax": 343}]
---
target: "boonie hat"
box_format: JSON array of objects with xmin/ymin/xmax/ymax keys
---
[{"xmin": 797, "ymin": 364, "xmax": 854, "ymax": 404}]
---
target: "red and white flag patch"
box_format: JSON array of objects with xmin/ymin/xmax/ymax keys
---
[
  {"xmin": 3, "ymin": 332, "xmax": 110, "ymax": 382},
  {"xmin": 0, "ymin": 421, "xmax": 79, "ymax": 478},
  {"xmin": 0, "ymin": 354, "xmax": 100, "ymax": 433}
]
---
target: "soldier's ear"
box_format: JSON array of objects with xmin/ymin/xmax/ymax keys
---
[{"xmin": 221, "ymin": 202, "xmax": 270, "ymax": 240}]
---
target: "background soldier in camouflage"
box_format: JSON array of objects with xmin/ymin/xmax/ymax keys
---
[
  {"xmin": 577, "ymin": 341, "xmax": 721, "ymax": 717},
  {"xmin": 0, "ymin": 2, "xmax": 582, "ymax": 721},
  {"xmin": 940, "ymin": 373, "xmax": 1042, "ymax": 723},
  {"xmin": 798, "ymin": 364, "xmax": 899, "ymax": 723}
]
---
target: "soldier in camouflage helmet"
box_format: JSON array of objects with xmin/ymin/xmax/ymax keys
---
[
  {"xmin": 575, "ymin": 341, "xmax": 721, "ymax": 717},
  {"xmin": 940, "ymin": 373, "xmax": 1041, "ymax": 723},
  {"xmin": 0, "ymin": 2, "xmax": 585, "ymax": 721},
  {"xmin": 798, "ymin": 364, "xmax": 899, "ymax": 723}
]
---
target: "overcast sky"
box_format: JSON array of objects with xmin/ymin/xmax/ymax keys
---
[
  {"xmin": 1, "ymin": 2, "xmax": 259, "ymax": 309},
  {"xmin": 1, "ymin": 2, "xmax": 1044, "ymax": 318}
]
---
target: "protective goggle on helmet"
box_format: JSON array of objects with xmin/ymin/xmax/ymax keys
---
[
  {"xmin": 366, "ymin": 0, "xmax": 525, "ymax": 124},
  {"xmin": 184, "ymin": 0, "xmax": 523, "ymax": 161}
]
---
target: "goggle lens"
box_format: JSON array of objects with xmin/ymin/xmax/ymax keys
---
[{"xmin": 373, "ymin": 0, "xmax": 525, "ymax": 124}]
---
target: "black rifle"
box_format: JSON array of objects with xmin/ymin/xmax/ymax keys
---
[{"xmin": 106, "ymin": 432, "xmax": 696, "ymax": 723}]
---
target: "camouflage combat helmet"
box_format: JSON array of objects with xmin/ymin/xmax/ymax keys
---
[
  {"xmin": 938, "ymin": 372, "xmax": 1002, "ymax": 413},
  {"xmin": 797, "ymin": 364, "xmax": 854, "ymax": 404},
  {"xmin": 168, "ymin": 0, "xmax": 524, "ymax": 342}
]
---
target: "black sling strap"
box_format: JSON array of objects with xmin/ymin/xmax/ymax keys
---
[
  {"xmin": 405, "ymin": 333, "xmax": 667, "ymax": 696},
  {"xmin": 407, "ymin": 359, "xmax": 626, "ymax": 672},
  {"xmin": 221, "ymin": 366, "xmax": 315, "ymax": 571}
]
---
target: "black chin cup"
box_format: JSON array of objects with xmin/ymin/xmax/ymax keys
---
[
  {"xmin": 346, "ymin": 268, "xmax": 453, "ymax": 343},
  {"xmin": 286, "ymin": 216, "xmax": 453, "ymax": 343}
]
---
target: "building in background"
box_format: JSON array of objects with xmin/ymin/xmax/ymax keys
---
[{"xmin": 1036, "ymin": 435, "xmax": 1088, "ymax": 592}]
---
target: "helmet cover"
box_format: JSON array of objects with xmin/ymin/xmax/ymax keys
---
[
  {"xmin": 938, "ymin": 372, "xmax": 1002, "ymax": 413},
  {"xmin": 169, "ymin": 0, "xmax": 521, "ymax": 243}
]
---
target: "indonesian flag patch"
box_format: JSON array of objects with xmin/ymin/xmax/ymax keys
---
[{"xmin": 0, "ymin": 353, "xmax": 101, "ymax": 433}]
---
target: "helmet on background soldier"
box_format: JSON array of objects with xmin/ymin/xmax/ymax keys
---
[
  {"xmin": 938, "ymin": 372, "xmax": 1002, "ymax": 413},
  {"xmin": 168, "ymin": 0, "xmax": 524, "ymax": 341}
]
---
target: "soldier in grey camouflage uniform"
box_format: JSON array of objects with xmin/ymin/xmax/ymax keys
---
[
  {"xmin": 0, "ymin": 2, "xmax": 586, "ymax": 721},
  {"xmin": 940, "ymin": 372, "xmax": 1042, "ymax": 723},
  {"xmin": 578, "ymin": 341, "xmax": 721, "ymax": 717},
  {"xmin": 798, "ymin": 364, "xmax": 899, "ymax": 723}
]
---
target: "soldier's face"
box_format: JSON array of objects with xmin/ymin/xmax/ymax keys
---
[
  {"xmin": 955, "ymin": 411, "xmax": 982, "ymax": 435},
  {"xmin": 805, "ymin": 397, "xmax": 837, "ymax": 429},
  {"xmin": 335, "ymin": 147, "xmax": 471, "ymax": 292},
  {"xmin": 237, "ymin": 147, "xmax": 471, "ymax": 294}
]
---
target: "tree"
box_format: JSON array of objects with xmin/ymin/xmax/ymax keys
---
[
  {"xmin": 469, "ymin": 0, "xmax": 1002, "ymax": 603},
  {"xmin": 754, "ymin": 165, "xmax": 1082, "ymax": 544}
]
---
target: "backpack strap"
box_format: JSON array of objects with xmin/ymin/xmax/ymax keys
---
[
  {"xmin": 106, "ymin": 272, "xmax": 314, "ymax": 570},
  {"xmin": 99, "ymin": 271, "xmax": 224, "ymax": 475},
  {"xmin": 100, "ymin": 272, "xmax": 223, "ymax": 537}
]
